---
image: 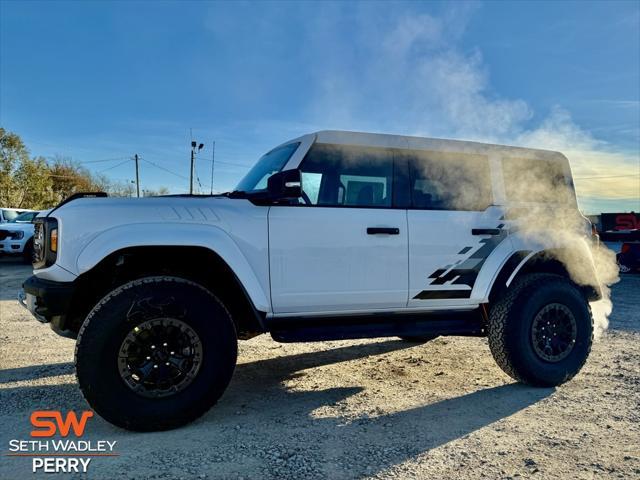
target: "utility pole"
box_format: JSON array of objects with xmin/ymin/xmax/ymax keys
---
[
  {"xmin": 134, "ymin": 154, "xmax": 140, "ymax": 198},
  {"xmin": 210, "ymin": 141, "xmax": 216, "ymax": 195},
  {"xmin": 190, "ymin": 140, "xmax": 204, "ymax": 195}
]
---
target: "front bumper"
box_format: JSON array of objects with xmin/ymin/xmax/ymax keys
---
[
  {"xmin": 0, "ymin": 238, "xmax": 26, "ymax": 254},
  {"xmin": 20, "ymin": 275, "xmax": 77, "ymax": 338}
]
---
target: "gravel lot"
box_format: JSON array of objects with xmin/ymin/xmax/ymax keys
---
[{"xmin": 1, "ymin": 257, "xmax": 639, "ymax": 479}]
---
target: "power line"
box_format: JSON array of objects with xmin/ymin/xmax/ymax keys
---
[
  {"xmin": 97, "ymin": 158, "xmax": 132, "ymax": 173},
  {"xmin": 575, "ymin": 174, "xmax": 640, "ymax": 180},
  {"xmin": 78, "ymin": 156, "xmax": 131, "ymax": 164},
  {"xmin": 140, "ymin": 158, "xmax": 189, "ymax": 180},
  {"xmin": 45, "ymin": 156, "xmax": 130, "ymax": 165}
]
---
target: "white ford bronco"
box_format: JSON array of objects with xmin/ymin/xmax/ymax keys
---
[{"xmin": 21, "ymin": 130, "xmax": 602, "ymax": 431}]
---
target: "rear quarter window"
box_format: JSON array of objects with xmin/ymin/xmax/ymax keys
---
[{"xmin": 502, "ymin": 157, "xmax": 574, "ymax": 205}]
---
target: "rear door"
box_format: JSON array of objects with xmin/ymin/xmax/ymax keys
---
[
  {"xmin": 403, "ymin": 149, "xmax": 506, "ymax": 306},
  {"xmin": 268, "ymin": 143, "xmax": 408, "ymax": 314}
]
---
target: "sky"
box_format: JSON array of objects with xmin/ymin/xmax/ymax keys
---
[{"xmin": 1, "ymin": 0, "xmax": 639, "ymax": 214}]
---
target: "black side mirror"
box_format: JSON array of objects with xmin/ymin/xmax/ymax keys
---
[{"xmin": 267, "ymin": 169, "xmax": 302, "ymax": 200}]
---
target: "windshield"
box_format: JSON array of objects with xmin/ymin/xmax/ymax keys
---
[
  {"xmin": 235, "ymin": 142, "xmax": 300, "ymax": 192},
  {"xmin": 10, "ymin": 211, "xmax": 37, "ymax": 222}
]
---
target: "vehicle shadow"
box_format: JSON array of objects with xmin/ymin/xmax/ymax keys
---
[
  {"xmin": 0, "ymin": 361, "xmax": 74, "ymax": 384},
  {"xmin": 0, "ymin": 339, "xmax": 554, "ymax": 479}
]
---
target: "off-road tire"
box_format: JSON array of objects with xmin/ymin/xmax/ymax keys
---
[
  {"xmin": 22, "ymin": 239, "xmax": 33, "ymax": 264},
  {"xmin": 75, "ymin": 276, "xmax": 237, "ymax": 431},
  {"xmin": 398, "ymin": 335, "xmax": 438, "ymax": 343},
  {"xmin": 487, "ymin": 273, "xmax": 593, "ymax": 387}
]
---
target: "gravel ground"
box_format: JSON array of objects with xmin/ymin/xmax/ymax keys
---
[{"xmin": 1, "ymin": 257, "xmax": 639, "ymax": 479}]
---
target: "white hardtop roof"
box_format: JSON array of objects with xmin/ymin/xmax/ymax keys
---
[{"xmin": 284, "ymin": 130, "xmax": 566, "ymax": 161}]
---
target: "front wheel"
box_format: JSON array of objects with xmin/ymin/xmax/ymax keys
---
[
  {"xmin": 75, "ymin": 276, "xmax": 237, "ymax": 431},
  {"xmin": 487, "ymin": 273, "xmax": 593, "ymax": 387},
  {"xmin": 22, "ymin": 239, "xmax": 34, "ymax": 264}
]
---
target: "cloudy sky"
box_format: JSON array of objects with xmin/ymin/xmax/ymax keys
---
[{"xmin": 1, "ymin": 0, "xmax": 638, "ymax": 213}]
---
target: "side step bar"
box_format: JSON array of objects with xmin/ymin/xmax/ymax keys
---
[{"xmin": 267, "ymin": 309, "xmax": 485, "ymax": 343}]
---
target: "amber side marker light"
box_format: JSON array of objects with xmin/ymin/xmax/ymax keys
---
[{"xmin": 50, "ymin": 228, "xmax": 58, "ymax": 252}]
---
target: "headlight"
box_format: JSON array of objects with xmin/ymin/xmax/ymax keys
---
[
  {"xmin": 10, "ymin": 231, "xmax": 24, "ymax": 240},
  {"xmin": 32, "ymin": 218, "xmax": 58, "ymax": 269}
]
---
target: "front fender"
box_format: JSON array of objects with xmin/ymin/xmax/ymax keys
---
[{"xmin": 75, "ymin": 223, "xmax": 270, "ymax": 312}]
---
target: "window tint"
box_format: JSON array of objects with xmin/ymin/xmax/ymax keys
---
[
  {"xmin": 299, "ymin": 144, "xmax": 393, "ymax": 207},
  {"xmin": 406, "ymin": 150, "xmax": 492, "ymax": 211},
  {"xmin": 502, "ymin": 157, "xmax": 573, "ymax": 204}
]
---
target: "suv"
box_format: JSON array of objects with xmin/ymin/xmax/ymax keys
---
[{"xmin": 20, "ymin": 131, "xmax": 602, "ymax": 431}]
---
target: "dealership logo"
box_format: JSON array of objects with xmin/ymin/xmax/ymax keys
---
[
  {"xmin": 30, "ymin": 411, "xmax": 94, "ymax": 437},
  {"xmin": 6, "ymin": 410, "xmax": 118, "ymax": 473}
]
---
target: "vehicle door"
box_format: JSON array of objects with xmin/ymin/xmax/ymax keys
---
[{"xmin": 268, "ymin": 143, "xmax": 409, "ymax": 314}]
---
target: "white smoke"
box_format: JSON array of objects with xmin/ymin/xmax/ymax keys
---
[
  {"xmin": 307, "ymin": 6, "xmax": 639, "ymax": 207},
  {"xmin": 304, "ymin": 5, "xmax": 632, "ymax": 336}
]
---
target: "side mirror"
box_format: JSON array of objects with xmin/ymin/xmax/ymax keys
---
[{"xmin": 267, "ymin": 169, "xmax": 302, "ymax": 200}]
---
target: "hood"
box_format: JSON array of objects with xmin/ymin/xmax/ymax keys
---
[
  {"xmin": 0, "ymin": 222, "xmax": 34, "ymax": 232},
  {"xmin": 44, "ymin": 195, "xmax": 265, "ymax": 278}
]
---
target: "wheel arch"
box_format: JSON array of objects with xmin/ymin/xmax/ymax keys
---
[
  {"xmin": 488, "ymin": 249, "xmax": 601, "ymax": 303},
  {"xmin": 66, "ymin": 245, "xmax": 267, "ymax": 339}
]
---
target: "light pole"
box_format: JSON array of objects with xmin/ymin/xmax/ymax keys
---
[{"xmin": 190, "ymin": 141, "xmax": 204, "ymax": 195}]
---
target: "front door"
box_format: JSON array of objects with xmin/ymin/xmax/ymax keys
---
[{"xmin": 268, "ymin": 143, "xmax": 408, "ymax": 314}]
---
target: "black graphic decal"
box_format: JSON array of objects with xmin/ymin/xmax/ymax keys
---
[{"xmin": 413, "ymin": 224, "xmax": 508, "ymax": 300}]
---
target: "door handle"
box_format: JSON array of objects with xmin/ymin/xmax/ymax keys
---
[
  {"xmin": 471, "ymin": 228, "xmax": 501, "ymax": 236},
  {"xmin": 367, "ymin": 227, "xmax": 400, "ymax": 235}
]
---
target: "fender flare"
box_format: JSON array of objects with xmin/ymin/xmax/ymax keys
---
[
  {"xmin": 479, "ymin": 237, "xmax": 601, "ymax": 302},
  {"xmin": 75, "ymin": 223, "xmax": 270, "ymax": 312}
]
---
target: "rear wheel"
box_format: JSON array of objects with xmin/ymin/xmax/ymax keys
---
[
  {"xmin": 75, "ymin": 276, "xmax": 237, "ymax": 431},
  {"xmin": 487, "ymin": 273, "xmax": 593, "ymax": 387}
]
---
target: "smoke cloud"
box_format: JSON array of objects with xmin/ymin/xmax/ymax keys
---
[
  {"xmin": 306, "ymin": 5, "xmax": 639, "ymax": 212},
  {"xmin": 303, "ymin": 4, "xmax": 629, "ymax": 336}
]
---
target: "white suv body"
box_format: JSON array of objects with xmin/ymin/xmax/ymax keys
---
[{"xmin": 21, "ymin": 130, "xmax": 602, "ymax": 431}]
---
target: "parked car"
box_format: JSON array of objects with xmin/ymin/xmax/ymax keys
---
[
  {"xmin": 617, "ymin": 242, "xmax": 640, "ymax": 273},
  {"xmin": 20, "ymin": 130, "xmax": 602, "ymax": 431},
  {"xmin": 0, "ymin": 210, "xmax": 42, "ymax": 262},
  {"xmin": 0, "ymin": 207, "xmax": 35, "ymax": 223}
]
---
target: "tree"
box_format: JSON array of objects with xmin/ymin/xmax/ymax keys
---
[
  {"xmin": 0, "ymin": 127, "xmax": 30, "ymax": 206},
  {"xmin": 48, "ymin": 156, "xmax": 106, "ymax": 203},
  {"xmin": 13, "ymin": 156, "xmax": 55, "ymax": 208},
  {"xmin": 1, "ymin": 127, "xmax": 172, "ymax": 208}
]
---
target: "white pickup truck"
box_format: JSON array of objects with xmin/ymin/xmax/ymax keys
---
[
  {"xmin": 0, "ymin": 210, "xmax": 40, "ymax": 261},
  {"xmin": 21, "ymin": 130, "xmax": 602, "ymax": 431}
]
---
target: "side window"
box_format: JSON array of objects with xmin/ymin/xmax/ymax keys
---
[
  {"xmin": 299, "ymin": 143, "xmax": 393, "ymax": 207},
  {"xmin": 407, "ymin": 150, "xmax": 492, "ymax": 211}
]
